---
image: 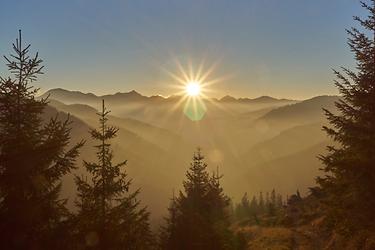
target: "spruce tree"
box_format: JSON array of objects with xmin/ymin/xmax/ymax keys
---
[
  {"xmin": 249, "ymin": 195, "xmax": 258, "ymax": 214},
  {"xmin": 240, "ymin": 192, "xmax": 250, "ymax": 216},
  {"xmin": 73, "ymin": 100, "xmax": 153, "ymax": 249},
  {"xmin": 158, "ymin": 194, "xmax": 179, "ymax": 250},
  {"xmin": 258, "ymin": 192, "xmax": 265, "ymax": 213},
  {"xmin": 276, "ymin": 194, "xmax": 283, "ymax": 209},
  {"xmin": 0, "ymin": 30, "xmax": 83, "ymax": 249},
  {"xmin": 235, "ymin": 193, "xmax": 250, "ymax": 220},
  {"xmin": 268, "ymin": 189, "xmax": 277, "ymax": 216},
  {"xmin": 317, "ymin": 0, "xmax": 375, "ymax": 232},
  {"xmin": 206, "ymin": 168, "xmax": 233, "ymax": 249},
  {"xmin": 161, "ymin": 148, "xmax": 235, "ymax": 250}
]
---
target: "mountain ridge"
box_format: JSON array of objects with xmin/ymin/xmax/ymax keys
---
[{"xmin": 40, "ymin": 88, "xmax": 298, "ymax": 105}]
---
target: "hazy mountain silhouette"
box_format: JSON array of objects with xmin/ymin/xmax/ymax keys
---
[
  {"xmin": 259, "ymin": 95, "xmax": 339, "ymax": 125},
  {"xmin": 42, "ymin": 88, "xmax": 296, "ymax": 105},
  {"xmin": 241, "ymin": 123, "xmax": 328, "ymax": 165},
  {"xmin": 243, "ymin": 142, "xmax": 328, "ymax": 196},
  {"xmin": 40, "ymin": 89, "xmax": 339, "ymax": 223}
]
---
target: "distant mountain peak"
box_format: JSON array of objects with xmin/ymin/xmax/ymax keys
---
[
  {"xmin": 128, "ymin": 90, "xmax": 141, "ymax": 95},
  {"xmin": 255, "ymin": 96, "xmax": 277, "ymax": 101},
  {"xmin": 45, "ymin": 88, "xmax": 96, "ymax": 96},
  {"xmin": 220, "ymin": 95, "xmax": 237, "ymax": 102}
]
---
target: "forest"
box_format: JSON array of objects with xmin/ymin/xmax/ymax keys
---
[{"xmin": 0, "ymin": 0, "xmax": 374, "ymax": 249}]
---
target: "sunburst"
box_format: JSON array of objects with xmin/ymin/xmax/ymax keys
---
[{"xmin": 160, "ymin": 57, "xmax": 230, "ymax": 121}]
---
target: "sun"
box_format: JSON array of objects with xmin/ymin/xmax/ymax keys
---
[{"xmin": 186, "ymin": 81, "xmax": 201, "ymax": 97}]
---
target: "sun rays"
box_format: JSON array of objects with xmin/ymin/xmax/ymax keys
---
[
  {"xmin": 154, "ymin": 56, "xmax": 233, "ymax": 123},
  {"xmin": 162, "ymin": 58, "xmax": 218, "ymax": 121}
]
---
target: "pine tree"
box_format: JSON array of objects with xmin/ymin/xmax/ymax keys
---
[
  {"xmin": 207, "ymin": 168, "xmax": 233, "ymax": 249},
  {"xmin": 158, "ymin": 192, "xmax": 179, "ymax": 250},
  {"xmin": 258, "ymin": 192, "xmax": 265, "ymax": 213},
  {"xmin": 317, "ymin": 0, "xmax": 375, "ymax": 232},
  {"xmin": 270, "ymin": 189, "xmax": 276, "ymax": 206},
  {"xmin": 268, "ymin": 189, "xmax": 277, "ymax": 216},
  {"xmin": 161, "ymin": 148, "xmax": 235, "ymax": 250},
  {"xmin": 236, "ymin": 192, "xmax": 250, "ymax": 220},
  {"xmin": 265, "ymin": 192, "xmax": 270, "ymax": 207},
  {"xmin": 0, "ymin": 30, "xmax": 83, "ymax": 249},
  {"xmin": 276, "ymin": 194, "xmax": 283, "ymax": 209},
  {"xmin": 73, "ymin": 100, "xmax": 153, "ymax": 249},
  {"xmin": 249, "ymin": 195, "xmax": 258, "ymax": 214}
]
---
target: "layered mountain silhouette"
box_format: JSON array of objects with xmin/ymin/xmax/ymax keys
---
[
  {"xmin": 42, "ymin": 88, "xmax": 295, "ymax": 105},
  {"xmin": 40, "ymin": 88, "xmax": 339, "ymax": 222}
]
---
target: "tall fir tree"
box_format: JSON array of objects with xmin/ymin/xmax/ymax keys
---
[
  {"xmin": 258, "ymin": 192, "xmax": 265, "ymax": 213},
  {"xmin": 268, "ymin": 189, "xmax": 277, "ymax": 216},
  {"xmin": 158, "ymin": 192, "xmax": 180, "ymax": 250},
  {"xmin": 276, "ymin": 194, "xmax": 283, "ymax": 209},
  {"xmin": 249, "ymin": 195, "xmax": 258, "ymax": 214},
  {"xmin": 0, "ymin": 31, "xmax": 83, "ymax": 249},
  {"xmin": 317, "ymin": 0, "xmax": 375, "ymax": 232},
  {"xmin": 160, "ymin": 148, "xmax": 236, "ymax": 250},
  {"xmin": 73, "ymin": 100, "xmax": 153, "ymax": 249},
  {"xmin": 235, "ymin": 193, "xmax": 250, "ymax": 220},
  {"xmin": 206, "ymin": 168, "xmax": 233, "ymax": 249}
]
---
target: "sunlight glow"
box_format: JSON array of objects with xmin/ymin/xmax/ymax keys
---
[
  {"xmin": 186, "ymin": 81, "xmax": 201, "ymax": 97},
  {"xmin": 159, "ymin": 57, "xmax": 231, "ymax": 121}
]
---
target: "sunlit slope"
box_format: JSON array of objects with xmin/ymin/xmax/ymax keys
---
[
  {"xmin": 232, "ymin": 95, "xmax": 338, "ymax": 151},
  {"xmin": 259, "ymin": 95, "xmax": 339, "ymax": 128},
  {"xmin": 241, "ymin": 123, "xmax": 327, "ymax": 165},
  {"xmin": 243, "ymin": 142, "xmax": 328, "ymax": 197}
]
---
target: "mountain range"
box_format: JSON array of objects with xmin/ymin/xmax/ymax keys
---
[
  {"xmin": 39, "ymin": 88, "xmax": 339, "ymax": 224},
  {"xmin": 41, "ymin": 88, "xmax": 296, "ymax": 105}
]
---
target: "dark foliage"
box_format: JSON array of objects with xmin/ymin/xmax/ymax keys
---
[
  {"xmin": 159, "ymin": 148, "xmax": 240, "ymax": 250},
  {"xmin": 73, "ymin": 100, "xmax": 153, "ymax": 249},
  {"xmin": 0, "ymin": 30, "xmax": 83, "ymax": 249},
  {"xmin": 317, "ymin": 0, "xmax": 375, "ymax": 233},
  {"xmin": 235, "ymin": 189, "xmax": 284, "ymax": 225}
]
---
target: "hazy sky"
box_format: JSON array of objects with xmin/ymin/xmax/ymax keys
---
[{"xmin": 0, "ymin": 0, "xmax": 366, "ymax": 99}]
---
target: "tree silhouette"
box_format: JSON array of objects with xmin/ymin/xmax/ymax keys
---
[
  {"xmin": 158, "ymin": 192, "xmax": 179, "ymax": 250},
  {"xmin": 160, "ymin": 148, "xmax": 236, "ymax": 250},
  {"xmin": 0, "ymin": 30, "xmax": 83, "ymax": 249},
  {"xmin": 318, "ymin": 0, "xmax": 375, "ymax": 232},
  {"xmin": 73, "ymin": 100, "xmax": 153, "ymax": 249}
]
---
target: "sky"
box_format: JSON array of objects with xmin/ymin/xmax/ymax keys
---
[{"xmin": 0, "ymin": 0, "xmax": 367, "ymax": 99}]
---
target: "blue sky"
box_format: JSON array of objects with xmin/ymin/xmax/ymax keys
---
[{"xmin": 0, "ymin": 0, "xmax": 366, "ymax": 99}]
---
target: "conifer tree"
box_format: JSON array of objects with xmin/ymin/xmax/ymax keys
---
[
  {"xmin": 276, "ymin": 194, "xmax": 283, "ymax": 209},
  {"xmin": 249, "ymin": 195, "xmax": 258, "ymax": 214},
  {"xmin": 268, "ymin": 189, "xmax": 277, "ymax": 216},
  {"xmin": 73, "ymin": 100, "xmax": 153, "ymax": 249},
  {"xmin": 158, "ymin": 192, "xmax": 179, "ymax": 250},
  {"xmin": 258, "ymin": 192, "xmax": 265, "ymax": 213},
  {"xmin": 206, "ymin": 168, "xmax": 233, "ymax": 249},
  {"xmin": 270, "ymin": 189, "xmax": 276, "ymax": 206},
  {"xmin": 0, "ymin": 30, "xmax": 83, "ymax": 249},
  {"xmin": 161, "ymin": 148, "xmax": 235, "ymax": 250},
  {"xmin": 235, "ymin": 192, "xmax": 250, "ymax": 220},
  {"xmin": 317, "ymin": 0, "xmax": 375, "ymax": 232}
]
